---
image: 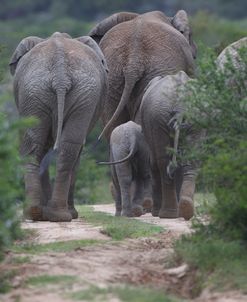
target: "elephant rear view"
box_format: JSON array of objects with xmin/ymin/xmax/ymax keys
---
[
  {"xmin": 99, "ymin": 121, "xmax": 152, "ymax": 217},
  {"xmin": 140, "ymin": 71, "xmax": 203, "ymax": 220},
  {"xmin": 10, "ymin": 32, "xmax": 108, "ymax": 222},
  {"xmin": 89, "ymin": 10, "xmax": 197, "ymax": 140}
]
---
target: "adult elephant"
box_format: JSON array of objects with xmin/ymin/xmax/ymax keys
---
[
  {"xmin": 140, "ymin": 71, "xmax": 204, "ymax": 220},
  {"xmin": 217, "ymin": 37, "xmax": 247, "ymax": 70},
  {"xmin": 89, "ymin": 10, "xmax": 197, "ymax": 140},
  {"xmin": 10, "ymin": 32, "xmax": 108, "ymax": 222}
]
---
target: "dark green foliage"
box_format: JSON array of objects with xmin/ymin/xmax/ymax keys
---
[
  {"xmin": 175, "ymin": 229, "xmax": 247, "ymax": 291},
  {"xmin": 182, "ymin": 45, "xmax": 247, "ymax": 241},
  {"xmin": 0, "ymin": 44, "xmax": 38, "ymax": 259},
  {"xmin": 175, "ymin": 45, "xmax": 247, "ymax": 292},
  {"xmin": 0, "ymin": 269, "xmax": 17, "ymax": 293},
  {"xmin": 0, "ymin": 103, "xmax": 21, "ymax": 260},
  {"xmin": 0, "ymin": 0, "xmax": 246, "ymax": 21}
]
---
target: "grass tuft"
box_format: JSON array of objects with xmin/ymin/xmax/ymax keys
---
[
  {"xmin": 0, "ymin": 269, "xmax": 18, "ymax": 293},
  {"xmin": 12, "ymin": 239, "xmax": 103, "ymax": 254},
  {"xmin": 26, "ymin": 274, "xmax": 77, "ymax": 287},
  {"xmin": 78, "ymin": 206, "xmax": 163, "ymax": 240},
  {"xmin": 70, "ymin": 285, "xmax": 181, "ymax": 302}
]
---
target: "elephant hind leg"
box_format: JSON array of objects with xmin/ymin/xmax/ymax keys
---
[
  {"xmin": 178, "ymin": 171, "xmax": 196, "ymax": 220},
  {"xmin": 22, "ymin": 124, "xmax": 52, "ymax": 221},
  {"xmin": 158, "ymin": 159, "xmax": 178, "ymax": 219}
]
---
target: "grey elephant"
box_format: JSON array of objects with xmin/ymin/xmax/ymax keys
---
[
  {"xmin": 10, "ymin": 32, "xmax": 108, "ymax": 222},
  {"xmin": 99, "ymin": 121, "xmax": 152, "ymax": 217},
  {"xmin": 217, "ymin": 37, "xmax": 247, "ymax": 70},
  {"xmin": 140, "ymin": 71, "xmax": 203, "ymax": 220},
  {"xmin": 88, "ymin": 10, "xmax": 197, "ymax": 140}
]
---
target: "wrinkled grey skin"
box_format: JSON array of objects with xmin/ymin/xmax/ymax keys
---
[
  {"xmin": 140, "ymin": 71, "xmax": 203, "ymax": 220},
  {"xmin": 217, "ymin": 37, "xmax": 247, "ymax": 89},
  {"xmin": 217, "ymin": 37, "xmax": 247, "ymax": 70},
  {"xmin": 89, "ymin": 10, "xmax": 197, "ymax": 140},
  {"xmin": 10, "ymin": 32, "xmax": 108, "ymax": 222},
  {"xmin": 99, "ymin": 121, "xmax": 152, "ymax": 217}
]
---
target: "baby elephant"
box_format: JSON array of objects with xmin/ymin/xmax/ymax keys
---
[{"xmin": 99, "ymin": 121, "xmax": 152, "ymax": 217}]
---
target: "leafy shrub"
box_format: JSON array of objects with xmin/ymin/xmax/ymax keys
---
[
  {"xmin": 183, "ymin": 45, "xmax": 247, "ymax": 240},
  {"xmin": 0, "ymin": 103, "xmax": 23, "ymax": 260}
]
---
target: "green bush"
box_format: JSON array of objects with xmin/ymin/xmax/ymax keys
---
[
  {"xmin": 183, "ymin": 45, "xmax": 247, "ymax": 240},
  {"xmin": 0, "ymin": 103, "xmax": 23, "ymax": 260}
]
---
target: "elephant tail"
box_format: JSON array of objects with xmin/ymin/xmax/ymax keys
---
[
  {"xmin": 54, "ymin": 88, "xmax": 66, "ymax": 151},
  {"xmin": 39, "ymin": 88, "xmax": 66, "ymax": 175},
  {"xmin": 97, "ymin": 78, "xmax": 137, "ymax": 141},
  {"xmin": 98, "ymin": 137, "xmax": 136, "ymax": 165},
  {"xmin": 97, "ymin": 149, "xmax": 134, "ymax": 165}
]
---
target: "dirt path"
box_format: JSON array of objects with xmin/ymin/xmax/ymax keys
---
[{"xmin": 1, "ymin": 204, "xmax": 246, "ymax": 302}]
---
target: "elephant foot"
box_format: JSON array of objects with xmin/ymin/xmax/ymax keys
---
[
  {"xmin": 179, "ymin": 196, "xmax": 194, "ymax": 220},
  {"xmin": 143, "ymin": 197, "xmax": 153, "ymax": 212},
  {"xmin": 115, "ymin": 210, "xmax": 121, "ymax": 216},
  {"xmin": 151, "ymin": 208, "xmax": 160, "ymax": 217},
  {"xmin": 68, "ymin": 206, "xmax": 78, "ymax": 219},
  {"xmin": 24, "ymin": 205, "xmax": 44, "ymax": 221},
  {"xmin": 43, "ymin": 206, "xmax": 72, "ymax": 222},
  {"xmin": 121, "ymin": 208, "xmax": 133, "ymax": 217},
  {"xmin": 159, "ymin": 208, "xmax": 178, "ymax": 219},
  {"xmin": 132, "ymin": 204, "xmax": 143, "ymax": 217}
]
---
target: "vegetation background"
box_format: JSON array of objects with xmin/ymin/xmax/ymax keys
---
[{"xmin": 0, "ymin": 0, "xmax": 247, "ymax": 260}]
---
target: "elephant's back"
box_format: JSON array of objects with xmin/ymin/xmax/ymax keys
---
[
  {"xmin": 100, "ymin": 14, "xmax": 193, "ymax": 69},
  {"xmin": 16, "ymin": 37, "xmax": 105, "ymax": 91},
  {"xmin": 141, "ymin": 72, "xmax": 189, "ymax": 123}
]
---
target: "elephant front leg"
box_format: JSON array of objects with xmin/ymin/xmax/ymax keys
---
[{"xmin": 178, "ymin": 167, "xmax": 197, "ymax": 220}]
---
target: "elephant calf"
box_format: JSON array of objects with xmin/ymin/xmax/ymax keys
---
[
  {"xmin": 10, "ymin": 32, "xmax": 108, "ymax": 222},
  {"xmin": 140, "ymin": 71, "xmax": 203, "ymax": 220},
  {"xmin": 99, "ymin": 121, "xmax": 152, "ymax": 217}
]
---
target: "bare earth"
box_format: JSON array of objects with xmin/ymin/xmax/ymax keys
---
[{"xmin": 1, "ymin": 204, "xmax": 246, "ymax": 302}]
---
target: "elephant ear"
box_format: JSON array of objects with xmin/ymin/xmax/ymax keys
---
[
  {"xmin": 88, "ymin": 12, "xmax": 139, "ymax": 43},
  {"xmin": 172, "ymin": 10, "xmax": 197, "ymax": 59},
  {"xmin": 76, "ymin": 36, "xmax": 109, "ymax": 73},
  {"xmin": 9, "ymin": 36, "xmax": 44, "ymax": 75}
]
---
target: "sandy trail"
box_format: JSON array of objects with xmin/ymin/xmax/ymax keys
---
[
  {"xmin": 22, "ymin": 219, "xmax": 109, "ymax": 244},
  {"xmin": 1, "ymin": 204, "xmax": 246, "ymax": 302},
  {"xmin": 93, "ymin": 204, "xmax": 192, "ymax": 234}
]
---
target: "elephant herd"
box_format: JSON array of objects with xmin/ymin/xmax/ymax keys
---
[{"xmin": 9, "ymin": 9, "xmax": 247, "ymax": 222}]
